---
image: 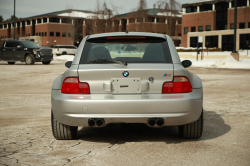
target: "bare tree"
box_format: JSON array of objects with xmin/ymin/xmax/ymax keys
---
[
  {"xmin": 155, "ymin": 0, "xmax": 181, "ymax": 36},
  {"xmin": 129, "ymin": 0, "xmax": 153, "ymax": 32},
  {"xmin": 64, "ymin": 5, "xmax": 84, "ymax": 45},
  {"xmin": 85, "ymin": 0, "xmax": 123, "ymax": 34}
]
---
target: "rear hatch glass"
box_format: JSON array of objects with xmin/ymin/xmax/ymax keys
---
[{"xmin": 80, "ymin": 36, "xmax": 172, "ymax": 64}]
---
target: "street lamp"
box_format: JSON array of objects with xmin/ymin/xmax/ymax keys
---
[
  {"xmin": 54, "ymin": 40, "xmax": 56, "ymax": 46},
  {"xmin": 77, "ymin": 41, "xmax": 79, "ymax": 47},
  {"xmin": 247, "ymin": 40, "xmax": 249, "ymax": 56},
  {"xmin": 47, "ymin": 41, "xmax": 49, "ymax": 47},
  {"xmin": 206, "ymin": 41, "xmax": 209, "ymax": 56}
]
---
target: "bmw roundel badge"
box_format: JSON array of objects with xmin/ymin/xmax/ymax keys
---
[{"xmin": 123, "ymin": 71, "xmax": 129, "ymax": 77}]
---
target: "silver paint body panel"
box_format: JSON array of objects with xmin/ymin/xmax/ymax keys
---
[{"xmin": 51, "ymin": 32, "xmax": 203, "ymax": 127}]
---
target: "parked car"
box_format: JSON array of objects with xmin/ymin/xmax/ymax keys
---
[
  {"xmin": 51, "ymin": 32, "xmax": 203, "ymax": 140},
  {"xmin": 54, "ymin": 45, "xmax": 77, "ymax": 56},
  {"xmin": 0, "ymin": 40, "xmax": 53, "ymax": 65}
]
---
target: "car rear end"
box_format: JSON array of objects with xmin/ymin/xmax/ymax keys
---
[{"xmin": 51, "ymin": 32, "xmax": 203, "ymax": 139}]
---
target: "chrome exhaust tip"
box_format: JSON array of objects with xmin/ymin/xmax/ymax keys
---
[
  {"xmin": 148, "ymin": 119, "xmax": 156, "ymax": 127},
  {"xmin": 88, "ymin": 119, "xmax": 96, "ymax": 127},
  {"xmin": 156, "ymin": 118, "xmax": 164, "ymax": 127},
  {"xmin": 96, "ymin": 119, "xmax": 104, "ymax": 127}
]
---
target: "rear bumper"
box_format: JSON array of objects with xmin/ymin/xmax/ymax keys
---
[{"xmin": 51, "ymin": 89, "xmax": 203, "ymax": 127}]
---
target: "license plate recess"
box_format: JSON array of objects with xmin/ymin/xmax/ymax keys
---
[{"xmin": 111, "ymin": 78, "xmax": 141, "ymax": 94}]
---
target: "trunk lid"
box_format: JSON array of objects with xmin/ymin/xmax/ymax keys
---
[{"xmin": 78, "ymin": 63, "xmax": 173, "ymax": 94}]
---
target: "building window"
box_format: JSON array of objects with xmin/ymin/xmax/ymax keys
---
[
  {"xmin": 239, "ymin": 23, "xmax": 245, "ymax": 29},
  {"xmin": 205, "ymin": 36, "xmax": 218, "ymax": 48},
  {"xmin": 178, "ymin": 33, "xmax": 181, "ymax": 36},
  {"xmin": 45, "ymin": 32, "xmax": 47, "ymax": 36},
  {"xmin": 68, "ymin": 33, "xmax": 71, "ymax": 37},
  {"xmin": 62, "ymin": 32, "xmax": 66, "ymax": 37},
  {"xmin": 240, "ymin": 33, "xmax": 250, "ymax": 49},
  {"xmin": 186, "ymin": 6, "xmax": 197, "ymax": 13},
  {"xmin": 42, "ymin": 32, "xmax": 44, "ymax": 36},
  {"xmin": 50, "ymin": 32, "xmax": 54, "ymax": 36},
  {"xmin": 43, "ymin": 18, "xmax": 47, "ymax": 23},
  {"xmin": 191, "ymin": 27, "xmax": 196, "ymax": 32},
  {"xmin": 198, "ymin": 26, "xmax": 203, "ymax": 32},
  {"xmin": 27, "ymin": 20, "xmax": 31, "ymax": 25},
  {"xmin": 36, "ymin": 33, "xmax": 38, "ymax": 36},
  {"xmin": 230, "ymin": 23, "xmax": 235, "ymax": 29},
  {"xmin": 206, "ymin": 25, "xmax": 211, "ymax": 31},
  {"xmin": 184, "ymin": 27, "xmax": 188, "ymax": 34},
  {"xmin": 39, "ymin": 32, "xmax": 41, "ymax": 36},
  {"xmin": 56, "ymin": 32, "xmax": 60, "ymax": 37},
  {"xmin": 249, "ymin": 22, "xmax": 250, "ymax": 28}
]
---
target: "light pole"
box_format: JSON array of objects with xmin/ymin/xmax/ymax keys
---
[
  {"xmin": 77, "ymin": 41, "xmax": 79, "ymax": 47},
  {"xmin": 54, "ymin": 40, "xmax": 56, "ymax": 46},
  {"xmin": 14, "ymin": 0, "xmax": 16, "ymax": 40},
  {"xmin": 247, "ymin": 40, "xmax": 249, "ymax": 56},
  {"xmin": 206, "ymin": 41, "xmax": 209, "ymax": 56},
  {"xmin": 233, "ymin": 0, "xmax": 237, "ymax": 53},
  {"xmin": 47, "ymin": 41, "xmax": 49, "ymax": 47}
]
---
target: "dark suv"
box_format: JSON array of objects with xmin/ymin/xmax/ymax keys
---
[{"xmin": 0, "ymin": 40, "xmax": 53, "ymax": 65}]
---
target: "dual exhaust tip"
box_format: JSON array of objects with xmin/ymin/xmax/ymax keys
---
[
  {"xmin": 148, "ymin": 118, "xmax": 164, "ymax": 127},
  {"xmin": 88, "ymin": 118, "xmax": 104, "ymax": 127}
]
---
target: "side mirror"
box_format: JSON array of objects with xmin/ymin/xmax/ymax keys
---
[
  {"xmin": 182, "ymin": 60, "xmax": 192, "ymax": 68},
  {"xmin": 65, "ymin": 61, "xmax": 72, "ymax": 68}
]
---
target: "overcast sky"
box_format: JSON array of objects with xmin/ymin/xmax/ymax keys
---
[{"xmin": 0, "ymin": 0, "xmax": 193, "ymax": 20}]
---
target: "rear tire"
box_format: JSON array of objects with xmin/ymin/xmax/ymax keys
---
[
  {"xmin": 51, "ymin": 111, "xmax": 78, "ymax": 140},
  {"xmin": 62, "ymin": 52, "xmax": 67, "ymax": 55},
  {"xmin": 42, "ymin": 61, "xmax": 51, "ymax": 65},
  {"xmin": 8, "ymin": 62, "xmax": 15, "ymax": 65},
  {"xmin": 25, "ymin": 54, "xmax": 35, "ymax": 65},
  {"xmin": 178, "ymin": 110, "xmax": 203, "ymax": 139}
]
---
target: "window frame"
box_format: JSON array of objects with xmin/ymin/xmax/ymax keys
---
[
  {"xmin": 206, "ymin": 25, "xmax": 211, "ymax": 31},
  {"xmin": 239, "ymin": 22, "xmax": 245, "ymax": 29},
  {"xmin": 184, "ymin": 27, "xmax": 189, "ymax": 34},
  {"xmin": 198, "ymin": 26, "xmax": 203, "ymax": 32},
  {"xmin": 191, "ymin": 26, "xmax": 196, "ymax": 32},
  {"xmin": 50, "ymin": 32, "xmax": 54, "ymax": 37},
  {"xmin": 56, "ymin": 32, "xmax": 60, "ymax": 37}
]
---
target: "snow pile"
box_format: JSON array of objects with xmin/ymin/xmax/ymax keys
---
[
  {"xmin": 181, "ymin": 55, "xmax": 250, "ymax": 69},
  {"xmin": 53, "ymin": 55, "xmax": 74, "ymax": 61},
  {"xmin": 211, "ymin": 55, "xmax": 238, "ymax": 68}
]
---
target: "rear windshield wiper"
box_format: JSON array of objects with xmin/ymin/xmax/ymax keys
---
[{"xmin": 88, "ymin": 59, "xmax": 127, "ymax": 66}]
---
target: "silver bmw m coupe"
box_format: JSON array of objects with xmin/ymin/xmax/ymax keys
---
[{"xmin": 51, "ymin": 32, "xmax": 203, "ymax": 140}]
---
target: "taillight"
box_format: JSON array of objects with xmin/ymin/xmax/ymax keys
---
[
  {"xmin": 61, "ymin": 77, "xmax": 90, "ymax": 94},
  {"xmin": 162, "ymin": 76, "xmax": 192, "ymax": 93}
]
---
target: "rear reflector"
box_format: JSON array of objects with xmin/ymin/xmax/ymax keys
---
[
  {"xmin": 107, "ymin": 37, "xmax": 146, "ymax": 39},
  {"xmin": 61, "ymin": 77, "xmax": 90, "ymax": 94},
  {"xmin": 162, "ymin": 76, "xmax": 192, "ymax": 93}
]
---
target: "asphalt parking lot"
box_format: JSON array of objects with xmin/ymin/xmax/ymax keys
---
[{"xmin": 0, "ymin": 60, "xmax": 250, "ymax": 166}]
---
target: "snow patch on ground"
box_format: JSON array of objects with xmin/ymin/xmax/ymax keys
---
[
  {"xmin": 53, "ymin": 55, "xmax": 74, "ymax": 61},
  {"xmin": 181, "ymin": 55, "xmax": 250, "ymax": 69}
]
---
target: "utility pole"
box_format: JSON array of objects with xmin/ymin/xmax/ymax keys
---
[
  {"xmin": 233, "ymin": 0, "xmax": 237, "ymax": 53},
  {"xmin": 14, "ymin": 0, "xmax": 16, "ymax": 40}
]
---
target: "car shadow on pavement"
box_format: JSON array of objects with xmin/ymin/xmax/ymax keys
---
[{"xmin": 76, "ymin": 109, "xmax": 231, "ymax": 144}]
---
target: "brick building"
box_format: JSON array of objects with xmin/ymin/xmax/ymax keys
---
[
  {"xmin": 182, "ymin": 0, "xmax": 250, "ymax": 51},
  {"xmin": 0, "ymin": 8, "xmax": 182, "ymax": 47}
]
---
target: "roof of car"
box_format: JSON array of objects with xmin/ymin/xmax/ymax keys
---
[{"xmin": 88, "ymin": 32, "xmax": 167, "ymax": 39}]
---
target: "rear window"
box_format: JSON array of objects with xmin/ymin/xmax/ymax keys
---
[{"xmin": 80, "ymin": 36, "xmax": 172, "ymax": 64}]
